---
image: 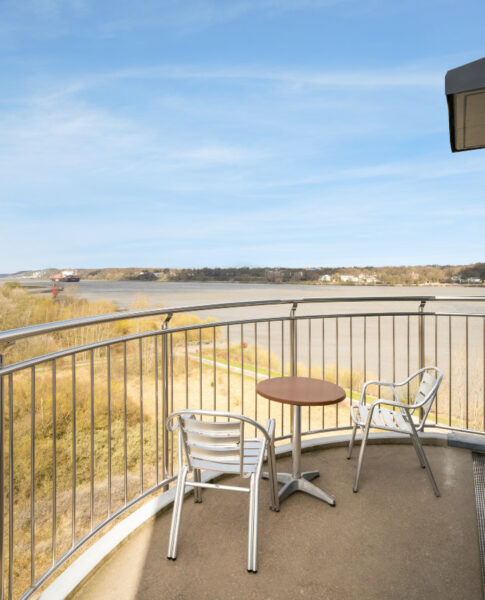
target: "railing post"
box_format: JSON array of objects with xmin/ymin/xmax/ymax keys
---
[
  {"xmin": 289, "ymin": 304, "xmax": 301, "ymax": 478},
  {"xmin": 0, "ymin": 354, "xmax": 4, "ymax": 600},
  {"xmin": 418, "ymin": 300, "xmax": 426, "ymax": 419},
  {"xmin": 161, "ymin": 315, "xmax": 172, "ymax": 491},
  {"xmin": 289, "ymin": 303, "xmax": 298, "ymax": 377}
]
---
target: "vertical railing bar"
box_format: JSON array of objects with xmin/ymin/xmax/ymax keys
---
[
  {"xmin": 154, "ymin": 336, "xmax": 159, "ymax": 485},
  {"xmin": 90, "ymin": 350, "xmax": 94, "ymax": 531},
  {"xmin": 449, "ymin": 316, "xmax": 452, "ymax": 427},
  {"xmin": 170, "ymin": 334, "xmax": 174, "ymax": 476},
  {"xmin": 407, "ymin": 316, "xmax": 410, "ymax": 403},
  {"xmin": 8, "ymin": 373, "xmax": 14, "ymax": 599},
  {"xmin": 107, "ymin": 346, "xmax": 112, "ymax": 517},
  {"xmin": 185, "ymin": 331, "xmax": 189, "ymax": 409},
  {"xmin": 0, "ymin": 357, "xmax": 4, "ymax": 600},
  {"xmin": 139, "ymin": 338, "xmax": 143, "ymax": 494},
  {"xmin": 322, "ymin": 318, "xmax": 325, "ymax": 429},
  {"xmin": 377, "ymin": 316, "xmax": 381, "ymax": 399},
  {"xmin": 254, "ymin": 323, "xmax": 258, "ymax": 430},
  {"xmin": 465, "ymin": 315, "xmax": 469, "ymax": 429},
  {"xmin": 267, "ymin": 321, "xmax": 271, "ymax": 420},
  {"xmin": 336, "ymin": 317, "xmax": 339, "ymax": 428},
  {"xmin": 199, "ymin": 328, "xmax": 202, "ymax": 410},
  {"xmin": 213, "ymin": 327, "xmax": 216, "ymax": 417},
  {"xmin": 363, "ymin": 316, "xmax": 367, "ymax": 403},
  {"xmin": 290, "ymin": 304, "xmax": 297, "ymax": 444},
  {"xmin": 483, "ymin": 317, "xmax": 485, "ymax": 432},
  {"xmin": 418, "ymin": 301, "xmax": 426, "ymax": 420},
  {"xmin": 227, "ymin": 325, "xmax": 230, "ymax": 417},
  {"xmin": 52, "ymin": 362, "xmax": 57, "ymax": 566},
  {"xmin": 308, "ymin": 319, "xmax": 311, "ymax": 431},
  {"xmin": 162, "ymin": 316, "xmax": 172, "ymax": 493},
  {"xmin": 281, "ymin": 320, "xmax": 285, "ymax": 436},
  {"xmin": 241, "ymin": 324, "xmax": 244, "ymax": 418},
  {"xmin": 290, "ymin": 305, "xmax": 297, "ymax": 378},
  {"xmin": 392, "ymin": 315, "xmax": 396, "ymax": 385},
  {"xmin": 123, "ymin": 342, "xmax": 128, "ymax": 505},
  {"xmin": 71, "ymin": 356, "xmax": 76, "ymax": 545},
  {"xmin": 349, "ymin": 317, "xmax": 353, "ymax": 425},
  {"xmin": 434, "ymin": 316, "xmax": 438, "ymax": 424},
  {"xmin": 308, "ymin": 318, "xmax": 312, "ymax": 377},
  {"xmin": 30, "ymin": 367, "xmax": 36, "ymax": 585}
]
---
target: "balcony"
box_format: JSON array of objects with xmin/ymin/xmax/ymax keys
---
[
  {"xmin": 0, "ymin": 296, "xmax": 484, "ymax": 599},
  {"xmin": 67, "ymin": 440, "xmax": 481, "ymax": 600}
]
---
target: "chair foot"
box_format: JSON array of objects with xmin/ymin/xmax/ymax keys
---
[{"xmin": 353, "ymin": 488, "xmax": 358, "ymax": 493}]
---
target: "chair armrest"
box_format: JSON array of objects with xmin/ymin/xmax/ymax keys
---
[
  {"xmin": 369, "ymin": 398, "xmax": 414, "ymax": 412},
  {"xmin": 358, "ymin": 380, "xmax": 400, "ymax": 405},
  {"xmin": 391, "ymin": 367, "xmax": 441, "ymax": 389}
]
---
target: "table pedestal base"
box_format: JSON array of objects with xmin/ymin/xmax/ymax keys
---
[{"xmin": 263, "ymin": 470, "xmax": 336, "ymax": 506}]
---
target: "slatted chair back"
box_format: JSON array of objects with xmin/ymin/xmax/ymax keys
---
[
  {"xmin": 178, "ymin": 414, "xmax": 251, "ymax": 477},
  {"xmin": 413, "ymin": 368, "xmax": 443, "ymax": 425}
]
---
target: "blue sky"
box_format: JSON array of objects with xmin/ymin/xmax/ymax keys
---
[{"xmin": 1, "ymin": 0, "xmax": 485, "ymax": 271}]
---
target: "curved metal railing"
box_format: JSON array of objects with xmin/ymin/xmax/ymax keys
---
[{"xmin": 1, "ymin": 295, "xmax": 485, "ymax": 599}]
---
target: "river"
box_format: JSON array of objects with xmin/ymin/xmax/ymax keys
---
[{"xmin": 18, "ymin": 280, "xmax": 485, "ymax": 384}]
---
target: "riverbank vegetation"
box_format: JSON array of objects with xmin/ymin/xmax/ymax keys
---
[{"xmin": 6, "ymin": 262, "xmax": 485, "ymax": 286}]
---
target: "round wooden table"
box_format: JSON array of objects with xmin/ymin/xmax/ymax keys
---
[{"xmin": 257, "ymin": 376, "xmax": 346, "ymax": 505}]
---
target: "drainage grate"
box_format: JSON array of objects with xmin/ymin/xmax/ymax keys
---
[{"xmin": 472, "ymin": 452, "xmax": 485, "ymax": 595}]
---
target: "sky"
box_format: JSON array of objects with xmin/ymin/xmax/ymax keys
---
[{"xmin": 1, "ymin": 0, "xmax": 485, "ymax": 272}]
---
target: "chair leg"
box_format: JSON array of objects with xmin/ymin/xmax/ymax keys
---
[
  {"xmin": 167, "ymin": 466, "xmax": 189, "ymax": 559},
  {"xmin": 347, "ymin": 424, "xmax": 358, "ymax": 459},
  {"xmin": 251, "ymin": 475, "xmax": 260, "ymax": 573},
  {"xmin": 168, "ymin": 470, "xmax": 183, "ymax": 558},
  {"xmin": 268, "ymin": 443, "xmax": 279, "ymax": 512},
  {"xmin": 353, "ymin": 424, "xmax": 370, "ymax": 493},
  {"xmin": 410, "ymin": 433, "xmax": 426, "ymax": 468},
  {"xmin": 193, "ymin": 468, "xmax": 202, "ymax": 503},
  {"xmin": 248, "ymin": 474, "xmax": 255, "ymax": 572},
  {"xmin": 412, "ymin": 432, "xmax": 440, "ymax": 497}
]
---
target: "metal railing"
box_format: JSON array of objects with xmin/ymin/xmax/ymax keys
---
[{"xmin": 1, "ymin": 295, "xmax": 485, "ymax": 599}]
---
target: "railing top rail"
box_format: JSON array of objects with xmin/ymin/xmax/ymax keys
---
[{"xmin": 2, "ymin": 295, "xmax": 485, "ymax": 344}]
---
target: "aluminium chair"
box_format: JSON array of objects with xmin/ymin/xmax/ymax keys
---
[
  {"xmin": 347, "ymin": 367, "xmax": 443, "ymax": 496},
  {"xmin": 166, "ymin": 409, "xmax": 279, "ymax": 573}
]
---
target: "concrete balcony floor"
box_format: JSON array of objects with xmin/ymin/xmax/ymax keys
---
[{"xmin": 71, "ymin": 443, "xmax": 481, "ymax": 600}]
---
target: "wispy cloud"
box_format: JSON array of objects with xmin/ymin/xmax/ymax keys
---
[{"xmin": 66, "ymin": 63, "xmax": 443, "ymax": 93}]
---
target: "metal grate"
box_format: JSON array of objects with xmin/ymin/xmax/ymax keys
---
[{"xmin": 472, "ymin": 452, "xmax": 485, "ymax": 595}]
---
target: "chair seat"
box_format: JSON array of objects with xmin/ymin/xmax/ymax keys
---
[
  {"xmin": 189, "ymin": 439, "xmax": 264, "ymax": 475},
  {"xmin": 351, "ymin": 403, "xmax": 413, "ymax": 433}
]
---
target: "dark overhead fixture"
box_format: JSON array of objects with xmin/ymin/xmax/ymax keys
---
[{"xmin": 446, "ymin": 57, "xmax": 485, "ymax": 152}]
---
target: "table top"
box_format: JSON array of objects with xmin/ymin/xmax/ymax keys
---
[{"xmin": 256, "ymin": 376, "xmax": 346, "ymax": 407}]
